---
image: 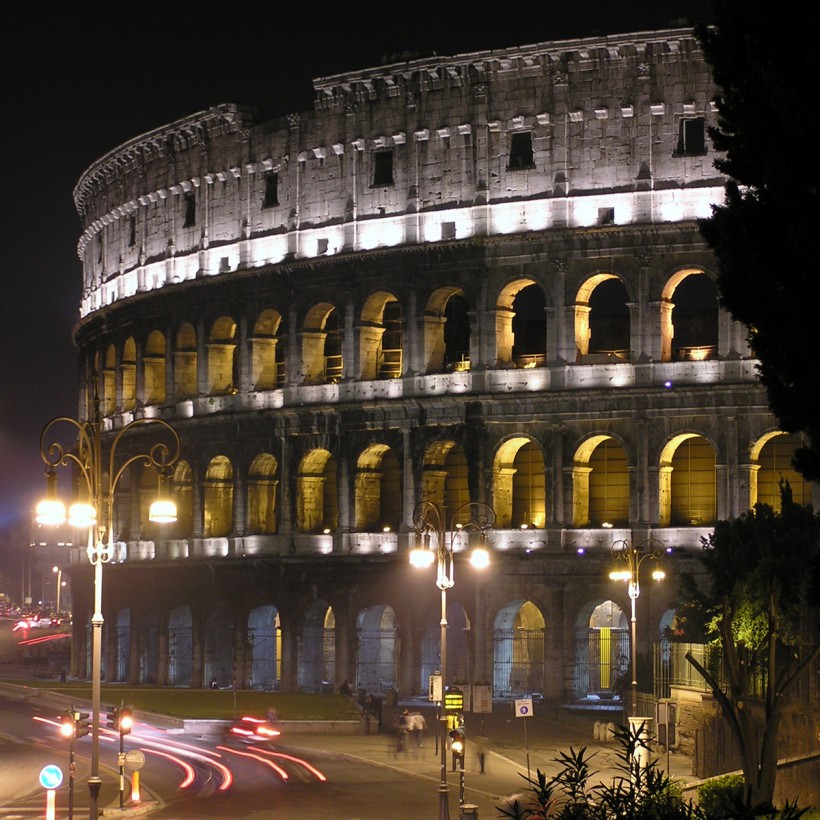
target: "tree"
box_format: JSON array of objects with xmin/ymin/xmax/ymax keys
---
[
  {"xmin": 683, "ymin": 485, "xmax": 820, "ymax": 809},
  {"xmin": 696, "ymin": 2, "xmax": 820, "ymax": 480}
]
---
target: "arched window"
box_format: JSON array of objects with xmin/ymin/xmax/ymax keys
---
[
  {"xmin": 423, "ymin": 287, "xmax": 470, "ymax": 373},
  {"xmin": 575, "ymin": 275, "xmax": 630, "ymax": 362},
  {"xmin": 171, "ymin": 460, "xmax": 193, "ymax": 537},
  {"xmin": 354, "ymin": 445, "xmax": 400, "ymax": 531},
  {"xmin": 660, "ymin": 434, "xmax": 716, "ymax": 527},
  {"xmin": 493, "ymin": 438, "xmax": 546, "ymax": 528},
  {"xmin": 143, "ymin": 330, "xmax": 166, "ymax": 405},
  {"xmin": 247, "ymin": 453, "xmax": 278, "ymax": 533},
  {"xmin": 753, "ymin": 432, "xmax": 809, "ymax": 509},
  {"xmin": 103, "ymin": 344, "xmax": 117, "ymax": 415},
  {"xmin": 204, "ymin": 455, "xmax": 234, "ymax": 537},
  {"xmin": 422, "ymin": 441, "xmax": 471, "ymax": 525},
  {"xmin": 251, "ymin": 309, "xmax": 284, "ymax": 390},
  {"xmin": 661, "ymin": 270, "xmax": 719, "ymax": 362},
  {"xmin": 207, "ymin": 316, "xmax": 237, "ymax": 395},
  {"xmin": 359, "ymin": 292, "xmax": 403, "ymax": 380},
  {"xmin": 302, "ymin": 303, "xmax": 342, "ymax": 385},
  {"xmin": 296, "ymin": 449, "xmax": 338, "ymax": 533},
  {"xmin": 174, "ymin": 323, "xmax": 197, "ymax": 400}
]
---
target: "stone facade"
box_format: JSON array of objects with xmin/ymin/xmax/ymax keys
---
[{"xmin": 64, "ymin": 28, "xmax": 815, "ymax": 720}]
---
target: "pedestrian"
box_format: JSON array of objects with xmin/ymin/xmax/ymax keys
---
[
  {"xmin": 409, "ymin": 710, "xmax": 426, "ymax": 747},
  {"xmin": 396, "ymin": 709, "xmax": 411, "ymax": 754},
  {"xmin": 339, "ymin": 679, "xmax": 352, "ymax": 696},
  {"xmin": 475, "ymin": 733, "xmax": 488, "ymax": 774}
]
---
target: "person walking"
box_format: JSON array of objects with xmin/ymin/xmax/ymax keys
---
[{"xmin": 409, "ymin": 710, "xmax": 426, "ymax": 747}]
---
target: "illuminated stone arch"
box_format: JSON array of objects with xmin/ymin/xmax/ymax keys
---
[
  {"xmin": 572, "ymin": 435, "xmax": 630, "ymax": 528},
  {"xmin": 750, "ymin": 431, "xmax": 809, "ymax": 509},
  {"xmin": 492, "ymin": 436, "xmax": 546, "ymax": 529},
  {"xmin": 496, "ymin": 278, "xmax": 547, "ymax": 368},
  {"xmin": 493, "ymin": 600, "xmax": 546, "ymax": 698},
  {"xmin": 423, "ymin": 286, "xmax": 470, "ymax": 373},
  {"xmin": 354, "ymin": 443, "xmax": 400, "ymax": 532},
  {"xmin": 302, "ymin": 302, "xmax": 342, "ymax": 385},
  {"xmin": 359, "ymin": 291, "xmax": 403, "ymax": 380},
  {"xmin": 121, "ymin": 336, "xmax": 137, "ymax": 410},
  {"xmin": 249, "ymin": 604, "xmax": 281, "ymax": 690},
  {"xmin": 174, "ymin": 322, "xmax": 197, "ymax": 400},
  {"xmin": 171, "ymin": 460, "xmax": 193, "ymax": 538},
  {"xmin": 422, "ymin": 440, "xmax": 470, "ymax": 524},
  {"xmin": 143, "ymin": 329, "xmax": 166, "ymax": 405},
  {"xmin": 659, "ymin": 268, "xmax": 718, "ymax": 363},
  {"xmin": 573, "ymin": 599, "xmax": 628, "ymax": 699},
  {"xmin": 574, "ymin": 274, "xmax": 630, "ymax": 361},
  {"xmin": 299, "ymin": 600, "xmax": 335, "ymax": 691},
  {"xmin": 296, "ymin": 449, "xmax": 338, "ymax": 533},
  {"xmin": 247, "ymin": 453, "xmax": 278, "ymax": 534},
  {"xmin": 659, "ymin": 434, "xmax": 716, "ymax": 527},
  {"xmin": 204, "ymin": 455, "xmax": 234, "ymax": 537},
  {"xmin": 204, "ymin": 603, "xmax": 233, "ymax": 688},
  {"xmin": 207, "ymin": 316, "xmax": 237, "ymax": 395},
  {"xmin": 356, "ymin": 604, "xmax": 397, "ymax": 693},
  {"xmin": 251, "ymin": 308, "xmax": 285, "ymax": 390},
  {"xmin": 102, "ymin": 343, "xmax": 117, "ymax": 414}
]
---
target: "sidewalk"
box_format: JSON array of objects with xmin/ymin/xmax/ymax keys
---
[{"xmin": 282, "ymin": 700, "xmax": 698, "ymax": 815}]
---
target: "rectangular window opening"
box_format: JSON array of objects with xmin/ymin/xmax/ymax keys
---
[
  {"xmin": 676, "ymin": 117, "xmax": 706, "ymax": 156},
  {"xmin": 508, "ymin": 132, "xmax": 535, "ymax": 169},
  {"xmin": 183, "ymin": 191, "xmax": 196, "ymax": 228},
  {"xmin": 372, "ymin": 150, "xmax": 394, "ymax": 186},
  {"xmin": 263, "ymin": 173, "xmax": 279, "ymax": 208},
  {"xmin": 128, "ymin": 216, "xmax": 136, "ymax": 247},
  {"xmin": 598, "ymin": 208, "xmax": 615, "ymax": 226}
]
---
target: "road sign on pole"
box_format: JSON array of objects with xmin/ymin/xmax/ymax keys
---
[{"xmin": 514, "ymin": 698, "xmax": 533, "ymax": 718}]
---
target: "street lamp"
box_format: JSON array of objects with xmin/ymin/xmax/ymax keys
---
[
  {"xmin": 36, "ymin": 402, "xmax": 180, "ymax": 820},
  {"xmin": 608, "ymin": 538, "xmax": 666, "ymax": 718},
  {"xmin": 409, "ymin": 500, "xmax": 494, "ymax": 820},
  {"xmin": 52, "ymin": 566, "xmax": 65, "ymax": 614}
]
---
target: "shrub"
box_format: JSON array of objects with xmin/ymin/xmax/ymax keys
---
[{"xmin": 697, "ymin": 775, "xmax": 744, "ymax": 817}]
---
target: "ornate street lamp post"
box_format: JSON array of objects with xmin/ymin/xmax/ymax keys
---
[
  {"xmin": 36, "ymin": 403, "xmax": 180, "ymax": 820},
  {"xmin": 409, "ymin": 500, "xmax": 494, "ymax": 820},
  {"xmin": 609, "ymin": 538, "xmax": 666, "ymax": 718}
]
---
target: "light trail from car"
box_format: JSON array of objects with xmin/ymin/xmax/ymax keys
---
[
  {"xmin": 216, "ymin": 745, "xmax": 289, "ymax": 780},
  {"xmin": 247, "ymin": 745, "xmax": 328, "ymax": 781}
]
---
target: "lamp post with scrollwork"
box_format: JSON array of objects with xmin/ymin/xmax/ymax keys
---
[
  {"xmin": 36, "ymin": 400, "xmax": 180, "ymax": 820},
  {"xmin": 609, "ymin": 537, "xmax": 666, "ymax": 718},
  {"xmin": 409, "ymin": 500, "xmax": 495, "ymax": 820}
]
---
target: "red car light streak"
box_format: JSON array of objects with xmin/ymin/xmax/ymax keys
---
[
  {"xmin": 248, "ymin": 746, "xmax": 328, "ymax": 781},
  {"xmin": 143, "ymin": 748, "xmax": 197, "ymax": 788},
  {"xmin": 217, "ymin": 745, "xmax": 289, "ymax": 780}
]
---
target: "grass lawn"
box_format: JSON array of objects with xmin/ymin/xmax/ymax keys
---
[{"xmin": 2, "ymin": 679, "xmax": 361, "ymax": 721}]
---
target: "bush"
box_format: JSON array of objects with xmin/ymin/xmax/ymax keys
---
[{"xmin": 697, "ymin": 775, "xmax": 744, "ymax": 817}]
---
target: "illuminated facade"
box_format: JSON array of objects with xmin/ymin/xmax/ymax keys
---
[{"xmin": 67, "ymin": 28, "xmax": 812, "ymax": 699}]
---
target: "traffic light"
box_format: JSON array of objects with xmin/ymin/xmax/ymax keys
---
[
  {"xmin": 74, "ymin": 711, "xmax": 91, "ymax": 738},
  {"xmin": 449, "ymin": 727, "xmax": 465, "ymax": 761},
  {"xmin": 118, "ymin": 707, "xmax": 133, "ymax": 735},
  {"xmin": 60, "ymin": 710, "xmax": 75, "ymax": 739},
  {"xmin": 108, "ymin": 707, "xmax": 120, "ymax": 731}
]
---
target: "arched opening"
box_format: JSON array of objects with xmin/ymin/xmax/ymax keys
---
[
  {"xmin": 354, "ymin": 444, "xmax": 400, "ymax": 532},
  {"xmin": 299, "ymin": 601, "xmax": 335, "ymax": 691},
  {"xmin": 575, "ymin": 275, "xmax": 630, "ymax": 362},
  {"xmin": 660, "ymin": 434, "xmax": 717, "ymax": 527},
  {"xmin": 115, "ymin": 608, "xmax": 130, "ymax": 682},
  {"xmin": 360, "ymin": 292, "xmax": 403, "ymax": 380},
  {"xmin": 752, "ymin": 432, "xmax": 809, "ymax": 509},
  {"xmin": 662, "ymin": 270, "xmax": 719, "ymax": 362},
  {"xmin": 204, "ymin": 604, "xmax": 233, "ymax": 688},
  {"xmin": 102, "ymin": 344, "xmax": 116, "ymax": 414},
  {"xmin": 493, "ymin": 437, "xmax": 546, "ymax": 529},
  {"xmin": 422, "ymin": 441, "xmax": 471, "ymax": 525},
  {"xmin": 296, "ymin": 449, "xmax": 338, "ymax": 533},
  {"xmin": 248, "ymin": 605, "xmax": 280, "ymax": 690},
  {"xmin": 121, "ymin": 336, "xmax": 136, "ymax": 410},
  {"xmin": 171, "ymin": 460, "xmax": 193, "ymax": 538},
  {"xmin": 168, "ymin": 605, "xmax": 193, "ymax": 687},
  {"xmin": 357, "ymin": 605, "xmax": 397, "ymax": 693},
  {"xmin": 143, "ymin": 330, "xmax": 166, "ymax": 405},
  {"xmin": 423, "ymin": 287, "xmax": 470, "ymax": 373},
  {"xmin": 174, "ymin": 323, "xmax": 197, "ymax": 400},
  {"xmin": 207, "ymin": 316, "xmax": 237, "ymax": 395},
  {"xmin": 493, "ymin": 600, "xmax": 545, "ymax": 698},
  {"xmin": 496, "ymin": 280, "xmax": 547, "ymax": 368},
  {"xmin": 302, "ymin": 303, "xmax": 343, "ymax": 385},
  {"xmin": 204, "ymin": 455, "xmax": 234, "ymax": 537},
  {"xmin": 247, "ymin": 453, "xmax": 278, "ymax": 534},
  {"xmin": 251, "ymin": 309, "xmax": 285, "ymax": 390},
  {"xmin": 572, "ymin": 436, "xmax": 630, "ymax": 528},
  {"xmin": 573, "ymin": 600, "xmax": 628, "ymax": 700}
]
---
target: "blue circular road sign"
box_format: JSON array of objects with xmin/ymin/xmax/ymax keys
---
[{"xmin": 39, "ymin": 764, "xmax": 63, "ymax": 789}]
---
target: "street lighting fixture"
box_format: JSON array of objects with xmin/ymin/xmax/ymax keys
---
[
  {"xmin": 608, "ymin": 538, "xmax": 666, "ymax": 718},
  {"xmin": 37, "ymin": 401, "xmax": 180, "ymax": 820},
  {"xmin": 409, "ymin": 500, "xmax": 495, "ymax": 820}
]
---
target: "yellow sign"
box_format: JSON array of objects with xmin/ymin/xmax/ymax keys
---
[{"xmin": 444, "ymin": 687, "xmax": 463, "ymax": 712}]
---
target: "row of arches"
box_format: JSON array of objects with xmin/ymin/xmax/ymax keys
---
[
  {"xmin": 102, "ymin": 595, "xmax": 651, "ymax": 700},
  {"xmin": 120, "ymin": 431, "xmax": 806, "ymax": 542},
  {"xmin": 89, "ymin": 269, "xmax": 720, "ymax": 413}
]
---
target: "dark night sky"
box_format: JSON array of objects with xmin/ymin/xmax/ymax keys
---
[{"xmin": 0, "ymin": 1, "xmax": 714, "ymax": 529}]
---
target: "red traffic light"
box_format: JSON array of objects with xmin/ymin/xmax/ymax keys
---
[{"xmin": 118, "ymin": 707, "xmax": 134, "ymax": 735}]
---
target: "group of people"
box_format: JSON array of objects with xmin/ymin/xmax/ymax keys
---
[{"xmin": 397, "ymin": 708, "xmax": 427, "ymax": 752}]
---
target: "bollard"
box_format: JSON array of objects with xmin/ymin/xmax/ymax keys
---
[{"xmin": 460, "ymin": 804, "xmax": 479, "ymax": 819}]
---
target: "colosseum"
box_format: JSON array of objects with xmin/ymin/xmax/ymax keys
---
[{"xmin": 60, "ymin": 26, "xmax": 811, "ymax": 703}]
